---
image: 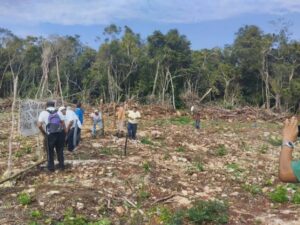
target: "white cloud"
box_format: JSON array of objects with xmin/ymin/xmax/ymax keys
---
[{"xmin": 0, "ymin": 0, "xmax": 300, "ymax": 25}]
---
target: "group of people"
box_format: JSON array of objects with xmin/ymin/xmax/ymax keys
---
[
  {"xmin": 37, "ymin": 101, "xmax": 84, "ymax": 172},
  {"xmin": 37, "ymin": 100, "xmax": 142, "ymax": 172}
]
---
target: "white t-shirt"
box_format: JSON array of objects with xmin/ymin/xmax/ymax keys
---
[
  {"xmin": 38, "ymin": 107, "xmax": 65, "ymax": 134},
  {"xmin": 38, "ymin": 107, "xmax": 64, "ymax": 126},
  {"xmin": 127, "ymin": 110, "xmax": 141, "ymax": 124},
  {"xmin": 59, "ymin": 109, "xmax": 82, "ymax": 129}
]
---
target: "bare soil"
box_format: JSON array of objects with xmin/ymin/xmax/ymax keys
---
[{"xmin": 1, "ymin": 104, "xmax": 300, "ymax": 225}]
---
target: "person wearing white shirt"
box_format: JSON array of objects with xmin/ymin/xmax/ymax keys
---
[
  {"xmin": 37, "ymin": 101, "xmax": 66, "ymax": 172},
  {"xmin": 126, "ymin": 105, "xmax": 141, "ymax": 140},
  {"xmin": 89, "ymin": 109, "xmax": 103, "ymax": 137},
  {"xmin": 59, "ymin": 106, "xmax": 82, "ymax": 152}
]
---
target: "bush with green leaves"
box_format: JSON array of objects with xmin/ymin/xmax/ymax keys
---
[
  {"xmin": 17, "ymin": 192, "xmax": 31, "ymax": 205},
  {"xmin": 215, "ymin": 144, "xmax": 227, "ymax": 156},
  {"xmin": 292, "ymin": 188, "xmax": 300, "ymax": 204},
  {"xmin": 268, "ymin": 137, "xmax": 282, "ymax": 146},
  {"xmin": 259, "ymin": 144, "xmax": 268, "ymax": 154},
  {"xmin": 269, "ymin": 185, "xmax": 289, "ymax": 203},
  {"xmin": 141, "ymin": 137, "xmax": 154, "ymax": 145},
  {"xmin": 170, "ymin": 116, "xmax": 192, "ymax": 125},
  {"xmin": 142, "ymin": 161, "xmax": 151, "ymax": 173},
  {"xmin": 242, "ymin": 184, "xmax": 262, "ymax": 195},
  {"xmin": 31, "ymin": 210, "xmax": 42, "ymax": 218},
  {"xmin": 175, "ymin": 146, "xmax": 185, "ymax": 152},
  {"xmin": 187, "ymin": 200, "xmax": 229, "ymax": 224}
]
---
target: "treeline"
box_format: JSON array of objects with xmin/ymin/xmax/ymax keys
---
[{"xmin": 1, "ymin": 23, "xmax": 300, "ymax": 110}]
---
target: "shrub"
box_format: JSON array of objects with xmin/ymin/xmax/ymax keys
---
[
  {"xmin": 170, "ymin": 116, "xmax": 192, "ymax": 125},
  {"xmin": 142, "ymin": 161, "xmax": 151, "ymax": 173},
  {"xmin": 242, "ymin": 184, "xmax": 262, "ymax": 195},
  {"xmin": 259, "ymin": 144, "xmax": 268, "ymax": 154},
  {"xmin": 31, "ymin": 209, "xmax": 42, "ymax": 218},
  {"xmin": 216, "ymin": 144, "xmax": 227, "ymax": 156},
  {"xmin": 292, "ymin": 189, "xmax": 300, "ymax": 204},
  {"xmin": 269, "ymin": 185, "xmax": 289, "ymax": 203},
  {"xmin": 18, "ymin": 192, "xmax": 31, "ymax": 205},
  {"xmin": 175, "ymin": 146, "xmax": 185, "ymax": 152},
  {"xmin": 141, "ymin": 137, "xmax": 154, "ymax": 145},
  {"xmin": 268, "ymin": 137, "xmax": 282, "ymax": 146},
  {"xmin": 187, "ymin": 200, "xmax": 229, "ymax": 224}
]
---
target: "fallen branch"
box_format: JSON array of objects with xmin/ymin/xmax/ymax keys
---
[
  {"xmin": 199, "ymin": 88, "xmax": 212, "ymax": 103},
  {"xmin": 0, "ymin": 159, "xmax": 46, "ymax": 185},
  {"xmin": 123, "ymin": 197, "xmax": 144, "ymax": 215},
  {"xmin": 151, "ymin": 194, "xmax": 175, "ymax": 205}
]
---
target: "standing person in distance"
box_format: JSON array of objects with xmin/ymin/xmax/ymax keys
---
[
  {"xmin": 64, "ymin": 106, "xmax": 82, "ymax": 152},
  {"xmin": 37, "ymin": 101, "xmax": 66, "ymax": 172},
  {"xmin": 193, "ymin": 110, "xmax": 201, "ymax": 129},
  {"xmin": 75, "ymin": 102, "xmax": 84, "ymax": 142},
  {"xmin": 90, "ymin": 109, "xmax": 103, "ymax": 137},
  {"xmin": 127, "ymin": 105, "xmax": 141, "ymax": 140},
  {"xmin": 116, "ymin": 104, "xmax": 126, "ymax": 138}
]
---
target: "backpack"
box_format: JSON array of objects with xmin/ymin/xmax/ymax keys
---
[{"xmin": 46, "ymin": 110, "xmax": 63, "ymax": 134}]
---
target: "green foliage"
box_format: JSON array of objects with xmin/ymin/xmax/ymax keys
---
[
  {"xmin": 187, "ymin": 200, "xmax": 229, "ymax": 224},
  {"xmin": 2, "ymin": 24, "xmax": 300, "ymax": 113},
  {"xmin": 259, "ymin": 144, "xmax": 268, "ymax": 154},
  {"xmin": 170, "ymin": 116, "xmax": 192, "ymax": 125},
  {"xmin": 25, "ymin": 146, "xmax": 32, "ymax": 154},
  {"xmin": 138, "ymin": 189, "xmax": 151, "ymax": 201},
  {"xmin": 195, "ymin": 162, "xmax": 205, "ymax": 172},
  {"xmin": 242, "ymin": 184, "xmax": 262, "ymax": 195},
  {"xmin": 141, "ymin": 137, "xmax": 154, "ymax": 145},
  {"xmin": 292, "ymin": 189, "xmax": 300, "ymax": 204},
  {"xmin": 267, "ymin": 137, "xmax": 282, "ymax": 146},
  {"xmin": 175, "ymin": 146, "xmax": 185, "ymax": 152},
  {"xmin": 154, "ymin": 206, "xmax": 185, "ymax": 225},
  {"xmin": 215, "ymin": 144, "xmax": 227, "ymax": 156},
  {"xmin": 89, "ymin": 218, "xmax": 111, "ymax": 225},
  {"xmin": 17, "ymin": 192, "xmax": 31, "ymax": 205},
  {"xmin": 31, "ymin": 210, "xmax": 42, "ymax": 218},
  {"xmin": 269, "ymin": 185, "xmax": 289, "ymax": 203},
  {"xmin": 99, "ymin": 147, "xmax": 113, "ymax": 155},
  {"xmin": 15, "ymin": 150, "xmax": 24, "ymax": 158},
  {"xmin": 142, "ymin": 161, "xmax": 151, "ymax": 173}
]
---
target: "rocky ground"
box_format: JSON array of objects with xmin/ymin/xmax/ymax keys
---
[{"xmin": 1, "ymin": 104, "xmax": 300, "ymax": 225}]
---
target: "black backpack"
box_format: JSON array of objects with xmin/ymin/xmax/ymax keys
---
[{"xmin": 46, "ymin": 110, "xmax": 63, "ymax": 134}]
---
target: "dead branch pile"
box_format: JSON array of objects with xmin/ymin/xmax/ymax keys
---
[
  {"xmin": 200, "ymin": 106, "xmax": 289, "ymax": 121},
  {"xmin": 0, "ymin": 98, "xmax": 12, "ymax": 112}
]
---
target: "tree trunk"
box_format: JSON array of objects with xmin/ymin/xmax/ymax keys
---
[
  {"xmin": 167, "ymin": 68, "xmax": 176, "ymax": 110},
  {"xmin": 7, "ymin": 75, "xmax": 18, "ymax": 175},
  {"xmin": 275, "ymin": 93, "xmax": 281, "ymax": 112},
  {"xmin": 56, "ymin": 56, "xmax": 64, "ymax": 105},
  {"xmin": 151, "ymin": 61, "xmax": 160, "ymax": 96}
]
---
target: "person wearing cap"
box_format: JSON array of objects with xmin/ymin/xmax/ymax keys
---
[
  {"xmin": 126, "ymin": 105, "xmax": 141, "ymax": 140},
  {"xmin": 37, "ymin": 101, "xmax": 66, "ymax": 172},
  {"xmin": 279, "ymin": 116, "xmax": 300, "ymax": 182},
  {"xmin": 59, "ymin": 106, "xmax": 82, "ymax": 152},
  {"xmin": 90, "ymin": 109, "xmax": 103, "ymax": 137}
]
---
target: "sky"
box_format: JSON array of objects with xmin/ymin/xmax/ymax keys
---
[{"xmin": 1, "ymin": 0, "xmax": 300, "ymax": 50}]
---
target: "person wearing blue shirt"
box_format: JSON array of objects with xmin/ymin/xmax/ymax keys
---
[
  {"xmin": 75, "ymin": 102, "xmax": 84, "ymax": 124},
  {"xmin": 75, "ymin": 102, "xmax": 84, "ymax": 144}
]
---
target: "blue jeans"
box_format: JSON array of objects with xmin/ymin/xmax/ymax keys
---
[
  {"xmin": 195, "ymin": 120, "xmax": 200, "ymax": 129},
  {"xmin": 92, "ymin": 119, "xmax": 103, "ymax": 136},
  {"xmin": 128, "ymin": 123, "xmax": 137, "ymax": 140}
]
